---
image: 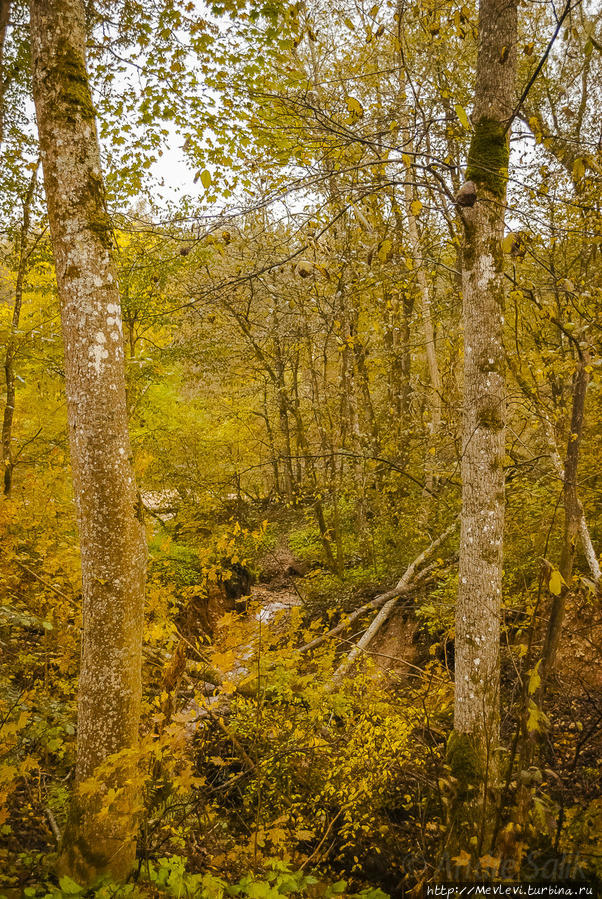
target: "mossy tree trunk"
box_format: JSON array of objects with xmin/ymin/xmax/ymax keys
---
[
  {"xmin": 30, "ymin": 0, "xmax": 146, "ymax": 884},
  {"xmin": 450, "ymin": 0, "xmax": 518, "ymax": 848}
]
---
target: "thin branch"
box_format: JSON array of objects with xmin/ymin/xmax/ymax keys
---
[{"xmin": 504, "ymin": 0, "xmax": 580, "ymax": 134}]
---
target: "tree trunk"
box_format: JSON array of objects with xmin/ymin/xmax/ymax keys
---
[
  {"xmin": 399, "ymin": 112, "xmax": 442, "ymax": 495},
  {"xmin": 0, "ymin": 0, "xmax": 10, "ymax": 148},
  {"xmin": 450, "ymin": 0, "xmax": 518, "ymax": 838},
  {"xmin": 506, "ymin": 351, "xmax": 600, "ymax": 585},
  {"xmin": 3, "ymin": 166, "xmax": 37, "ymax": 495},
  {"xmin": 540, "ymin": 358, "xmax": 590, "ymax": 687},
  {"xmin": 30, "ymin": 0, "xmax": 146, "ymax": 883}
]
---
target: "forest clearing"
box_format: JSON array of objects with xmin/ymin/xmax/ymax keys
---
[{"xmin": 0, "ymin": 0, "xmax": 601, "ymax": 896}]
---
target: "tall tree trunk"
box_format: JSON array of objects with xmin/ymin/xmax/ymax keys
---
[
  {"xmin": 506, "ymin": 352, "xmax": 600, "ymax": 585},
  {"xmin": 0, "ymin": 0, "xmax": 10, "ymax": 148},
  {"xmin": 540, "ymin": 358, "xmax": 590, "ymax": 687},
  {"xmin": 450, "ymin": 0, "xmax": 518, "ymax": 840},
  {"xmin": 290, "ymin": 381, "xmax": 338, "ymax": 574},
  {"xmin": 3, "ymin": 165, "xmax": 37, "ymax": 495},
  {"xmin": 30, "ymin": 0, "xmax": 146, "ymax": 883},
  {"xmin": 400, "ymin": 117, "xmax": 442, "ymax": 494},
  {"xmin": 393, "ymin": 6, "xmax": 441, "ymax": 497},
  {"xmin": 273, "ymin": 350, "xmax": 296, "ymax": 503},
  {"xmin": 262, "ymin": 384, "xmax": 282, "ymax": 498}
]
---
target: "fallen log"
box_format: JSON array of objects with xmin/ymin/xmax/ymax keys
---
[
  {"xmin": 299, "ymin": 520, "xmax": 457, "ymax": 657},
  {"xmin": 325, "ymin": 521, "xmax": 458, "ymax": 685}
]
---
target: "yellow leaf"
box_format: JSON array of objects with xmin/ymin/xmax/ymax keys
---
[
  {"xmin": 452, "ymin": 849, "xmax": 471, "ymax": 867},
  {"xmin": 572, "ymin": 157, "xmax": 586, "ymax": 181},
  {"xmin": 549, "ymin": 568, "xmax": 563, "ymax": 596},
  {"xmin": 528, "ymin": 660, "xmax": 542, "ymax": 696},
  {"xmin": 527, "ymin": 699, "xmax": 541, "ymax": 732},
  {"xmin": 346, "ymin": 96, "xmax": 364, "ymax": 119},
  {"xmin": 529, "ymin": 115, "xmax": 543, "ymax": 143},
  {"xmin": 480, "ymin": 854, "xmax": 500, "ymax": 871},
  {"xmin": 410, "ymin": 199, "xmax": 422, "ymax": 216},
  {"xmin": 378, "ymin": 238, "xmax": 393, "ymax": 262},
  {"xmin": 402, "ymin": 153, "xmax": 412, "ymax": 167},
  {"xmin": 200, "ymin": 169, "xmax": 212, "ymax": 189},
  {"xmin": 454, "ymin": 104, "xmax": 471, "ymax": 130}
]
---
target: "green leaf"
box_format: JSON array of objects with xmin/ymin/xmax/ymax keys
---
[
  {"xmin": 58, "ymin": 876, "xmax": 83, "ymax": 895},
  {"xmin": 454, "ymin": 103, "xmax": 471, "ymax": 130},
  {"xmin": 245, "ymin": 882, "xmax": 272, "ymax": 899}
]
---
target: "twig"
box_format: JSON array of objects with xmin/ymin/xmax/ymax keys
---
[
  {"xmin": 300, "ymin": 809, "xmax": 344, "ymax": 870},
  {"xmin": 14, "ymin": 559, "xmax": 78, "ymax": 608},
  {"xmin": 504, "ymin": 0, "xmax": 579, "ymax": 135},
  {"xmin": 45, "ymin": 807, "xmax": 61, "ymax": 845}
]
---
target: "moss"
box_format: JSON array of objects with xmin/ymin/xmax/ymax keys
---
[
  {"xmin": 478, "ymin": 357, "xmax": 502, "ymax": 374},
  {"xmin": 87, "ymin": 172, "xmax": 114, "ymax": 249},
  {"xmin": 465, "ymin": 117, "xmax": 509, "ymax": 198},
  {"xmin": 58, "ymin": 790, "xmax": 135, "ymax": 883},
  {"xmin": 58, "ymin": 796, "xmax": 113, "ymax": 881},
  {"xmin": 446, "ymin": 730, "xmax": 482, "ymax": 795},
  {"xmin": 54, "ymin": 39, "xmax": 96, "ymax": 123},
  {"xmin": 477, "ymin": 405, "xmax": 504, "ymax": 430},
  {"xmin": 89, "ymin": 213, "xmax": 113, "ymax": 250}
]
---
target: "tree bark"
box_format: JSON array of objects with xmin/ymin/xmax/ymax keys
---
[
  {"xmin": 30, "ymin": 0, "xmax": 146, "ymax": 883},
  {"xmin": 542, "ymin": 412, "xmax": 600, "ymax": 588},
  {"xmin": 451, "ymin": 0, "xmax": 518, "ymax": 820},
  {"xmin": 399, "ymin": 121, "xmax": 442, "ymax": 495},
  {"xmin": 393, "ymin": 5, "xmax": 442, "ymax": 499},
  {"xmin": 2, "ymin": 165, "xmax": 37, "ymax": 495},
  {"xmin": 540, "ymin": 359, "xmax": 590, "ymax": 687},
  {"xmin": 0, "ymin": 0, "xmax": 10, "ymax": 148},
  {"xmin": 506, "ymin": 351, "xmax": 600, "ymax": 585}
]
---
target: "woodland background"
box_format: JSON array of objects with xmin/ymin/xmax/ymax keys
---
[{"xmin": 0, "ymin": 0, "xmax": 601, "ymax": 896}]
